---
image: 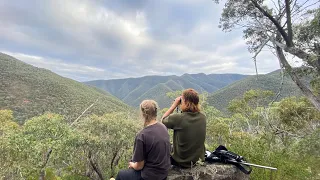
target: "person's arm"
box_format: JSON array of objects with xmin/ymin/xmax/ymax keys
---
[
  {"xmin": 131, "ymin": 135, "xmax": 145, "ymax": 170},
  {"xmin": 129, "ymin": 161, "xmax": 145, "ymax": 170},
  {"xmin": 161, "ymin": 96, "xmax": 181, "ymax": 122}
]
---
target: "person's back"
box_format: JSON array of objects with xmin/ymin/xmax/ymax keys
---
[
  {"xmin": 116, "ymin": 100, "xmax": 170, "ymax": 180},
  {"xmin": 162, "ymin": 88, "xmax": 207, "ymax": 168},
  {"xmin": 164, "ymin": 112, "xmax": 206, "ymax": 167},
  {"xmin": 135, "ymin": 122, "xmax": 170, "ymax": 179}
]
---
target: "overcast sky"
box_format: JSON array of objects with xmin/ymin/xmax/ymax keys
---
[{"xmin": 0, "ymin": 0, "xmax": 289, "ymax": 81}]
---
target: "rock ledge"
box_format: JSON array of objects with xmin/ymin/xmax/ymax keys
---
[{"xmin": 167, "ymin": 163, "xmax": 249, "ymax": 180}]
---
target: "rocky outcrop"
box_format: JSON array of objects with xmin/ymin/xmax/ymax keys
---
[{"xmin": 167, "ymin": 163, "xmax": 249, "ymax": 180}]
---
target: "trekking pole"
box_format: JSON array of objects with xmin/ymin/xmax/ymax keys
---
[{"xmin": 227, "ymin": 159, "xmax": 277, "ymax": 170}]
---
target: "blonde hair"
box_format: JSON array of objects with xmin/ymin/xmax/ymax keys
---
[{"xmin": 140, "ymin": 100, "xmax": 158, "ymax": 123}]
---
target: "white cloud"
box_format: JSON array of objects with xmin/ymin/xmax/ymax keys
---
[
  {"xmin": 0, "ymin": 0, "xmax": 282, "ymax": 81},
  {"xmin": 3, "ymin": 51, "xmax": 105, "ymax": 80}
]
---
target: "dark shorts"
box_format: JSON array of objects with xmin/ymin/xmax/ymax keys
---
[
  {"xmin": 116, "ymin": 169, "xmax": 142, "ymax": 180},
  {"xmin": 115, "ymin": 169, "xmax": 167, "ymax": 180}
]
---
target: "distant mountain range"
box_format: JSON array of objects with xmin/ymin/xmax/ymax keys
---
[
  {"xmin": 207, "ymin": 70, "xmax": 304, "ymax": 112},
  {"xmin": 0, "ymin": 53, "xmax": 129, "ymax": 123},
  {"xmin": 1, "ymin": 52, "xmax": 305, "ymax": 121},
  {"xmin": 85, "ymin": 73, "xmax": 248, "ymax": 108},
  {"xmin": 86, "ymin": 70, "xmax": 305, "ymax": 112}
]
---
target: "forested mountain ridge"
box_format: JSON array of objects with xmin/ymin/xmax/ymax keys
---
[
  {"xmin": 85, "ymin": 73, "xmax": 248, "ymax": 108},
  {"xmin": 208, "ymin": 70, "xmax": 304, "ymax": 112},
  {"xmin": 1, "ymin": 53, "xmax": 319, "ymax": 180},
  {"xmin": 0, "ymin": 52, "xmax": 129, "ymax": 123}
]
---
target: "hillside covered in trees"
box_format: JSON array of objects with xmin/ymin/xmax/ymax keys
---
[
  {"xmin": 0, "ymin": 53, "xmax": 319, "ymax": 180},
  {"xmin": 1, "ymin": 89, "xmax": 319, "ymax": 179},
  {"xmin": 85, "ymin": 73, "xmax": 248, "ymax": 108},
  {"xmin": 0, "ymin": 53, "xmax": 129, "ymax": 123},
  {"xmin": 86, "ymin": 69, "xmax": 306, "ymax": 112},
  {"xmin": 208, "ymin": 70, "xmax": 304, "ymax": 112}
]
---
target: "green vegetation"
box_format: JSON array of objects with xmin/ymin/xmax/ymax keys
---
[
  {"xmin": 0, "ymin": 110, "xmax": 141, "ymax": 179},
  {"xmin": 1, "ymin": 53, "xmax": 319, "ymax": 179},
  {"xmin": 87, "ymin": 69, "xmax": 307, "ymax": 113},
  {"xmin": 85, "ymin": 73, "xmax": 247, "ymax": 108},
  {"xmin": 1, "ymin": 89, "xmax": 319, "ymax": 179},
  {"xmin": 0, "ymin": 53, "xmax": 129, "ymax": 124},
  {"xmin": 208, "ymin": 70, "xmax": 304, "ymax": 112},
  {"xmin": 218, "ymin": 0, "xmax": 320, "ymax": 110},
  {"xmin": 205, "ymin": 90, "xmax": 320, "ymax": 179}
]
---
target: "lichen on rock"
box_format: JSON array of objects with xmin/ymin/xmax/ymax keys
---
[{"xmin": 167, "ymin": 163, "xmax": 249, "ymax": 180}]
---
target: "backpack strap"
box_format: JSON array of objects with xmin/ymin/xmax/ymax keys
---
[{"xmin": 205, "ymin": 145, "xmax": 252, "ymax": 175}]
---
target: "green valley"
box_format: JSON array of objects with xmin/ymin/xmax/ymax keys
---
[
  {"xmin": 208, "ymin": 71, "xmax": 304, "ymax": 113},
  {"xmin": 85, "ymin": 73, "xmax": 248, "ymax": 108},
  {"xmin": 0, "ymin": 53, "xmax": 129, "ymax": 124}
]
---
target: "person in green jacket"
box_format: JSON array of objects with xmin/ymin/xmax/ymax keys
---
[{"xmin": 161, "ymin": 88, "xmax": 207, "ymax": 168}]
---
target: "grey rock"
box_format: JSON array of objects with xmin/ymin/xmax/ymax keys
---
[{"xmin": 167, "ymin": 163, "xmax": 249, "ymax": 180}]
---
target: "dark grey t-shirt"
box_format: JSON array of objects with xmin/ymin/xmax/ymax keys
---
[{"xmin": 132, "ymin": 122, "xmax": 171, "ymax": 180}]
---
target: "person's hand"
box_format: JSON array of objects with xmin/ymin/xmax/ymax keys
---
[
  {"xmin": 162, "ymin": 96, "xmax": 182, "ymax": 121},
  {"xmin": 173, "ymin": 96, "xmax": 182, "ymax": 106},
  {"xmin": 128, "ymin": 162, "xmax": 134, "ymax": 169}
]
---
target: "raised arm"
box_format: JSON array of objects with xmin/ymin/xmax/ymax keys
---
[{"xmin": 161, "ymin": 96, "xmax": 181, "ymax": 122}]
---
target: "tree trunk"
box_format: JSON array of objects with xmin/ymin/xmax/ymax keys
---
[
  {"xmin": 88, "ymin": 151, "xmax": 104, "ymax": 180},
  {"xmin": 275, "ymin": 45, "xmax": 320, "ymax": 111},
  {"xmin": 39, "ymin": 149, "xmax": 52, "ymax": 180},
  {"xmin": 285, "ymin": 0, "xmax": 293, "ymax": 46},
  {"xmin": 274, "ymin": 41, "xmax": 320, "ymax": 71},
  {"xmin": 110, "ymin": 149, "xmax": 120, "ymax": 177}
]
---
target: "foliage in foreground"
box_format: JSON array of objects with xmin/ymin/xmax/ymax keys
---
[
  {"xmin": 1, "ymin": 89, "xmax": 319, "ymax": 180},
  {"xmin": 0, "ymin": 110, "xmax": 141, "ymax": 180},
  {"xmin": 206, "ymin": 90, "xmax": 320, "ymax": 180}
]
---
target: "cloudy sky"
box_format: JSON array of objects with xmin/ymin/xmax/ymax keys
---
[{"xmin": 0, "ymin": 0, "xmax": 288, "ymax": 81}]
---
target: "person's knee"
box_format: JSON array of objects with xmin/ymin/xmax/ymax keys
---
[
  {"xmin": 115, "ymin": 169, "xmax": 126, "ymax": 180},
  {"xmin": 116, "ymin": 169, "xmax": 140, "ymax": 180}
]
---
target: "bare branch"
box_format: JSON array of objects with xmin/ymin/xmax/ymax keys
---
[
  {"xmin": 253, "ymin": 58, "xmax": 259, "ymax": 80},
  {"xmin": 71, "ymin": 98, "xmax": 100, "ymax": 126},
  {"xmin": 300, "ymin": 0, "xmax": 313, "ymax": 7},
  {"xmin": 271, "ymin": 68, "xmax": 285, "ymax": 105},
  {"xmin": 273, "ymin": 40, "xmax": 320, "ymax": 70},
  {"xmin": 252, "ymin": 16, "xmax": 277, "ymax": 33},
  {"xmin": 251, "ymin": 0, "xmax": 291, "ymax": 45},
  {"xmin": 278, "ymin": 0, "xmax": 285, "ymax": 10},
  {"xmin": 292, "ymin": 0, "xmax": 320, "ymax": 17},
  {"xmin": 273, "ymin": 39, "xmax": 320, "ymax": 111},
  {"xmin": 274, "ymin": 126, "xmax": 305, "ymax": 138},
  {"xmin": 285, "ymin": 0, "xmax": 294, "ymax": 46},
  {"xmin": 252, "ymin": 38, "xmax": 271, "ymax": 79},
  {"xmin": 269, "ymin": 0, "xmax": 280, "ymax": 12},
  {"xmin": 291, "ymin": 0, "xmax": 299, "ymax": 12},
  {"xmin": 253, "ymin": 38, "xmax": 271, "ymax": 59}
]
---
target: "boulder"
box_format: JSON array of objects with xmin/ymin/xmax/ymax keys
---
[{"xmin": 167, "ymin": 163, "xmax": 249, "ymax": 180}]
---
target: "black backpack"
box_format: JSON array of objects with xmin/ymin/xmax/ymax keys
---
[{"xmin": 205, "ymin": 145, "xmax": 252, "ymax": 174}]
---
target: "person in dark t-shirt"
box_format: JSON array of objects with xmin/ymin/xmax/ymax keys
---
[
  {"xmin": 161, "ymin": 88, "xmax": 206, "ymax": 168},
  {"xmin": 116, "ymin": 100, "xmax": 171, "ymax": 180}
]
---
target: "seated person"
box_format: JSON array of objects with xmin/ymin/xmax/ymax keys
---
[
  {"xmin": 116, "ymin": 100, "xmax": 170, "ymax": 180},
  {"xmin": 161, "ymin": 89, "xmax": 206, "ymax": 168}
]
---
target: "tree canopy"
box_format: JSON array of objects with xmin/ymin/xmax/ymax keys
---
[{"xmin": 217, "ymin": 0, "xmax": 320, "ymax": 110}]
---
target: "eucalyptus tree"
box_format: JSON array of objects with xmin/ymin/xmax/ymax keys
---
[{"xmin": 216, "ymin": 0, "xmax": 320, "ymax": 110}]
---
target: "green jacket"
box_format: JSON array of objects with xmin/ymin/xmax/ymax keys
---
[{"xmin": 163, "ymin": 112, "xmax": 206, "ymax": 167}]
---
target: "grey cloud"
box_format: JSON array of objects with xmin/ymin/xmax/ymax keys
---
[{"xmin": 0, "ymin": 0, "xmax": 279, "ymax": 81}]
